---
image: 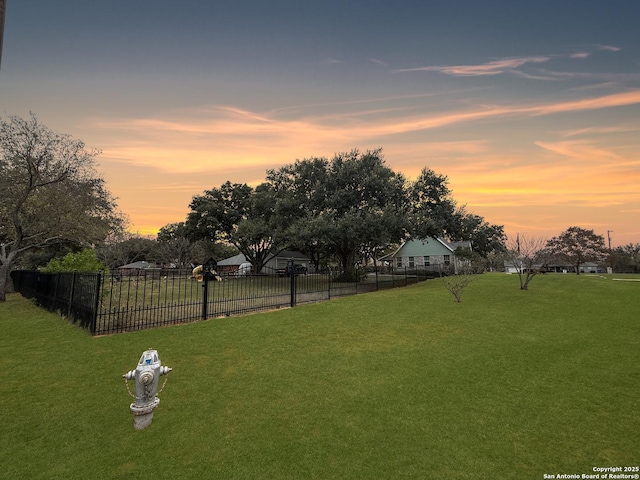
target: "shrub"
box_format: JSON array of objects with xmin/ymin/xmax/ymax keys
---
[
  {"xmin": 41, "ymin": 248, "xmax": 106, "ymax": 273},
  {"xmin": 443, "ymin": 274, "xmax": 473, "ymax": 302}
]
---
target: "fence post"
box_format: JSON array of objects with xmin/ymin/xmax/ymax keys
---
[
  {"xmin": 90, "ymin": 273, "xmax": 101, "ymax": 336},
  {"xmin": 202, "ymin": 280, "xmax": 208, "ymax": 320},
  {"xmin": 355, "ymin": 266, "xmax": 358, "ymax": 294},
  {"xmin": 375, "ymin": 263, "xmax": 379, "ymax": 290},
  {"xmin": 52, "ymin": 274, "xmax": 60, "ymax": 310},
  {"xmin": 405, "ymin": 266, "xmax": 408, "ymax": 286},
  {"xmin": 289, "ymin": 260, "xmax": 296, "ymax": 307},
  {"xmin": 68, "ymin": 272, "xmax": 77, "ymax": 318}
]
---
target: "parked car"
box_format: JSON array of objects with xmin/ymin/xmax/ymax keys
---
[
  {"xmin": 236, "ymin": 262, "xmax": 252, "ymax": 276},
  {"xmin": 276, "ymin": 264, "xmax": 308, "ymax": 277}
]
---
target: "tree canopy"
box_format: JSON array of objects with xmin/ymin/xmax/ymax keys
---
[
  {"xmin": 186, "ymin": 181, "xmax": 281, "ymax": 273},
  {"xmin": 0, "ymin": 113, "xmax": 123, "ymax": 300},
  {"xmin": 266, "ymin": 149, "xmax": 408, "ymax": 272},
  {"xmin": 546, "ymin": 226, "xmax": 607, "ymax": 275},
  {"xmin": 608, "ymin": 243, "xmax": 640, "ymax": 273},
  {"xmin": 183, "ymin": 148, "xmax": 505, "ymax": 275},
  {"xmin": 407, "ymin": 167, "xmax": 457, "ymax": 239}
]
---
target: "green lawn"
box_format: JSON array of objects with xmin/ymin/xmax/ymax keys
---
[{"xmin": 1, "ymin": 273, "xmax": 638, "ymax": 479}]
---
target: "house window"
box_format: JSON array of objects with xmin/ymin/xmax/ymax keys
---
[
  {"xmin": 408, "ymin": 257, "xmax": 415, "ymax": 268},
  {"xmin": 424, "ymin": 256, "xmax": 430, "ymax": 266},
  {"xmin": 396, "ymin": 257, "xmax": 403, "ymax": 268},
  {"xmin": 444, "ymin": 255, "xmax": 450, "ymax": 266}
]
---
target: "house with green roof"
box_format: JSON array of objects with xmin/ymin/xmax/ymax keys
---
[{"xmin": 381, "ymin": 238, "xmax": 472, "ymax": 275}]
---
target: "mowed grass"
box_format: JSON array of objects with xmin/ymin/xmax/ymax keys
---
[{"xmin": 1, "ymin": 273, "xmax": 638, "ymax": 479}]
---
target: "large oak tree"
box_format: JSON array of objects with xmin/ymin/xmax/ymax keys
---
[
  {"xmin": 0, "ymin": 114, "xmax": 123, "ymax": 300},
  {"xmin": 185, "ymin": 148, "xmax": 505, "ymax": 276},
  {"xmin": 186, "ymin": 181, "xmax": 282, "ymax": 273},
  {"xmin": 266, "ymin": 149, "xmax": 409, "ymax": 275}
]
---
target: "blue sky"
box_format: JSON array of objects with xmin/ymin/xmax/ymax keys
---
[{"xmin": 2, "ymin": 1, "xmax": 640, "ymax": 245}]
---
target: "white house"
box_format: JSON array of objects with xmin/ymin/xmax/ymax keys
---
[
  {"xmin": 217, "ymin": 250, "xmax": 311, "ymax": 275},
  {"xmin": 504, "ymin": 260, "xmax": 603, "ymax": 274}
]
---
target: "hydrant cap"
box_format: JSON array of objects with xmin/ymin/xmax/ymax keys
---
[
  {"xmin": 138, "ymin": 349, "xmax": 160, "ymax": 368},
  {"xmin": 139, "ymin": 371, "xmax": 154, "ymax": 385}
]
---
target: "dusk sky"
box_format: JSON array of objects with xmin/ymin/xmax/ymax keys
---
[{"xmin": 2, "ymin": 1, "xmax": 640, "ymax": 247}]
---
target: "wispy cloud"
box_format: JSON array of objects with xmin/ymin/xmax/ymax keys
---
[
  {"xmin": 268, "ymin": 88, "xmax": 489, "ymax": 116},
  {"xmin": 570, "ymin": 52, "xmax": 590, "ymax": 59},
  {"xmin": 535, "ymin": 70, "xmax": 640, "ymax": 82},
  {"xmin": 369, "ymin": 58, "xmax": 388, "ymax": 67},
  {"xmin": 393, "ymin": 46, "xmax": 627, "ymax": 81},
  {"xmin": 393, "ymin": 56, "xmax": 551, "ymax": 76},
  {"xmin": 560, "ymin": 125, "xmax": 640, "ymax": 137},
  {"xmin": 94, "ymin": 90, "xmax": 640, "ymax": 174},
  {"xmin": 526, "ymin": 90, "xmax": 640, "ymax": 115},
  {"xmin": 93, "ymin": 88, "xmax": 640, "ymax": 241},
  {"xmin": 535, "ymin": 140, "xmax": 621, "ymax": 161},
  {"xmin": 357, "ymin": 91, "xmax": 640, "ymax": 136},
  {"xmin": 509, "ymin": 70, "xmax": 560, "ymax": 81},
  {"xmin": 596, "ymin": 44, "xmax": 621, "ymax": 52}
]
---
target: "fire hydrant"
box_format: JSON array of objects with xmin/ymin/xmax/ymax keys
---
[{"xmin": 123, "ymin": 349, "xmax": 172, "ymax": 430}]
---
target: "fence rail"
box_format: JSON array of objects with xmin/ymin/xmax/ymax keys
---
[{"xmin": 11, "ymin": 266, "xmax": 438, "ymax": 336}]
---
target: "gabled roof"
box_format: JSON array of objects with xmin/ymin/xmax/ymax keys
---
[
  {"xmin": 118, "ymin": 261, "xmax": 156, "ymax": 269},
  {"xmin": 446, "ymin": 240, "xmax": 472, "ymax": 251},
  {"xmin": 217, "ymin": 253, "xmax": 247, "ymax": 266},
  {"xmin": 218, "ymin": 250, "xmax": 311, "ymax": 266},
  {"xmin": 380, "ymin": 237, "xmax": 471, "ymax": 260},
  {"xmin": 265, "ymin": 250, "xmax": 310, "ymax": 263}
]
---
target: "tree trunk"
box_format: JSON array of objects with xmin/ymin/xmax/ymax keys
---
[
  {"xmin": 522, "ymin": 272, "xmax": 535, "ymax": 290},
  {"xmin": 0, "ymin": 244, "xmax": 19, "ymax": 301},
  {"xmin": 0, "ymin": 262, "xmax": 11, "ymax": 302}
]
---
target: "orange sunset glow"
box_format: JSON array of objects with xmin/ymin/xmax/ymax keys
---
[{"xmin": 2, "ymin": 2, "xmax": 639, "ymax": 246}]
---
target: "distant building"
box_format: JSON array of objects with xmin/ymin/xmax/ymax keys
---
[
  {"xmin": 217, "ymin": 250, "xmax": 312, "ymax": 275},
  {"xmin": 504, "ymin": 261, "xmax": 603, "ymax": 274},
  {"xmin": 117, "ymin": 261, "xmax": 161, "ymax": 278}
]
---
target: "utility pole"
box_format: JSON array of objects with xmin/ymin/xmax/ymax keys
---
[{"xmin": 607, "ymin": 230, "xmax": 613, "ymax": 250}]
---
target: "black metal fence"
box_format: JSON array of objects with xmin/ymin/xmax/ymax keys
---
[
  {"xmin": 10, "ymin": 270, "xmax": 102, "ymax": 333},
  {"xmin": 11, "ymin": 266, "xmax": 437, "ymax": 336}
]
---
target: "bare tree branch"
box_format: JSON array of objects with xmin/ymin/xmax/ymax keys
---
[{"xmin": 505, "ymin": 234, "xmax": 550, "ymax": 290}]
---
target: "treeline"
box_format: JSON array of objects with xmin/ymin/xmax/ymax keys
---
[
  {"xmin": 164, "ymin": 149, "xmax": 506, "ymax": 274},
  {"xmin": 6, "ymin": 114, "xmax": 638, "ymax": 302},
  {"xmin": 608, "ymin": 244, "xmax": 640, "ymax": 273}
]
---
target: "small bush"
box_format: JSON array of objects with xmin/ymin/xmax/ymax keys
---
[
  {"xmin": 41, "ymin": 248, "xmax": 106, "ymax": 273},
  {"xmin": 443, "ymin": 274, "xmax": 473, "ymax": 302}
]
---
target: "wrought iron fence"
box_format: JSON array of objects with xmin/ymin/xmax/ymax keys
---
[
  {"xmin": 12, "ymin": 265, "xmax": 437, "ymax": 336},
  {"xmin": 10, "ymin": 270, "xmax": 102, "ymax": 334},
  {"xmin": 98, "ymin": 269, "xmax": 204, "ymax": 334}
]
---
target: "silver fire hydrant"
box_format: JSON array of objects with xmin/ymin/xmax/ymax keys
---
[{"xmin": 123, "ymin": 349, "xmax": 172, "ymax": 430}]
